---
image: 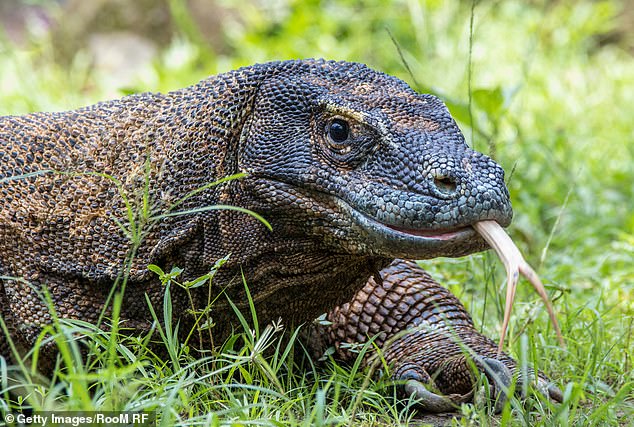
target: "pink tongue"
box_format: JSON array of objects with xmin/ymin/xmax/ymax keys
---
[
  {"xmin": 385, "ymin": 224, "xmax": 467, "ymax": 240},
  {"xmin": 473, "ymin": 220, "xmax": 565, "ymax": 352}
]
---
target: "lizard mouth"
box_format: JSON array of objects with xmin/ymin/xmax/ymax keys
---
[
  {"xmin": 382, "ymin": 223, "xmax": 472, "ymax": 241},
  {"xmin": 354, "ymin": 209, "xmax": 477, "ymax": 244},
  {"xmin": 340, "ymin": 200, "xmax": 487, "ymax": 259}
]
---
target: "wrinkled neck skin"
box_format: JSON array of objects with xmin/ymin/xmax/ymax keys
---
[
  {"xmin": 194, "ymin": 182, "xmax": 390, "ymax": 334},
  {"xmin": 153, "ymin": 89, "xmax": 386, "ymax": 331},
  {"xmin": 158, "ymin": 85, "xmax": 388, "ymax": 332}
]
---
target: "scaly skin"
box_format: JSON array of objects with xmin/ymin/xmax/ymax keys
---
[
  {"xmin": 0, "ymin": 59, "xmax": 556, "ymax": 410},
  {"xmin": 308, "ymin": 260, "xmax": 562, "ymax": 412}
]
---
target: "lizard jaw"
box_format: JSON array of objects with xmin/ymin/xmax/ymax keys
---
[
  {"xmin": 383, "ymin": 223, "xmax": 472, "ymax": 241},
  {"xmin": 342, "ymin": 201, "xmax": 488, "ymax": 259}
]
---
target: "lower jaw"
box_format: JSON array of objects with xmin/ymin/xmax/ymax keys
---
[
  {"xmin": 332, "ymin": 198, "xmax": 488, "ymax": 259},
  {"xmin": 383, "ymin": 224, "xmax": 473, "ymax": 241},
  {"xmin": 353, "ymin": 215, "xmax": 486, "ymax": 259}
]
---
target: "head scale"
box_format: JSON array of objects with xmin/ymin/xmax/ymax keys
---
[{"xmin": 236, "ymin": 59, "xmax": 512, "ymax": 259}]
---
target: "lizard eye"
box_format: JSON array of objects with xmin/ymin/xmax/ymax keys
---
[{"xmin": 327, "ymin": 118, "xmax": 350, "ymax": 143}]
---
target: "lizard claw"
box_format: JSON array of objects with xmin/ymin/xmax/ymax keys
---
[
  {"xmin": 395, "ymin": 356, "xmax": 560, "ymax": 413},
  {"xmin": 396, "ymin": 362, "xmax": 472, "ymax": 413},
  {"xmin": 474, "ymin": 356, "xmax": 513, "ymax": 413},
  {"xmin": 536, "ymin": 376, "xmax": 564, "ymax": 403},
  {"xmin": 475, "ymin": 357, "xmax": 563, "ymax": 410},
  {"xmin": 404, "ymin": 379, "xmax": 472, "ymax": 413}
]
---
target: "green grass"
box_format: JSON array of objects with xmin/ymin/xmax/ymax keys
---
[{"xmin": 1, "ymin": 0, "xmax": 633, "ymax": 425}]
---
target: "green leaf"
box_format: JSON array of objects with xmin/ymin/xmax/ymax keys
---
[
  {"xmin": 472, "ymin": 87, "xmax": 504, "ymax": 117},
  {"xmin": 147, "ymin": 264, "xmax": 165, "ymax": 276}
]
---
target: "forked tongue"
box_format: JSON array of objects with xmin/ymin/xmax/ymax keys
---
[{"xmin": 473, "ymin": 220, "xmax": 564, "ymax": 353}]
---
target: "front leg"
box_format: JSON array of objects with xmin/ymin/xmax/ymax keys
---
[{"xmin": 305, "ymin": 259, "xmax": 562, "ymax": 413}]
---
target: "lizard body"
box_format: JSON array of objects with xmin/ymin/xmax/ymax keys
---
[{"xmin": 0, "ymin": 59, "xmax": 557, "ymax": 411}]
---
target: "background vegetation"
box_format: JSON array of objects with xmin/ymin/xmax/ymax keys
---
[{"xmin": 0, "ymin": 0, "xmax": 632, "ymax": 425}]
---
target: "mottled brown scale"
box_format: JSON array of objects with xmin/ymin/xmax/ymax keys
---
[
  {"xmin": 307, "ymin": 260, "xmax": 560, "ymax": 407},
  {"xmin": 0, "ymin": 59, "xmax": 557, "ymax": 411}
]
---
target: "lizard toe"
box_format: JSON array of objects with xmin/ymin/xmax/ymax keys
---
[
  {"xmin": 535, "ymin": 376, "xmax": 564, "ymax": 403},
  {"xmin": 515, "ymin": 369, "xmax": 563, "ymax": 403},
  {"xmin": 474, "ymin": 356, "xmax": 513, "ymax": 413},
  {"xmin": 404, "ymin": 379, "xmax": 472, "ymax": 413},
  {"xmin": 548, "ymin": 383, "xmax": 564, "ymax": 403},
  {"xmin": 396, "ymin": 362, "xmax": 472, "ymax": 413}
]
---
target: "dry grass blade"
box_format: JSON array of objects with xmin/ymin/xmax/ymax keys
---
[{"xmin": 473, "ymin": 220, "xmax": 565, "ymax": 353}]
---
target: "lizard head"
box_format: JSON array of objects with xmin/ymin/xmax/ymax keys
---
[{"xmin": 237, "ymin": 59, "xmax": 512, "ymax": 259}]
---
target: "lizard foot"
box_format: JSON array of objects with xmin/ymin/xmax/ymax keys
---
[
  {"xmin": 393, "ymin": 354, "xmax": 561, "ymax": 413},
  {"xmin": 395, "ymin": 362, "xmax": 473, "ymax": 413},
  {"xmin": 476, "ymin": 356, "xmax": 563, "ymax": 405}
]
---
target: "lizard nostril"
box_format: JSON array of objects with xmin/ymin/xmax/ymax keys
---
[{"xmin": 433, "ymin": 174, "xmax": 457, "ymax": 195}]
